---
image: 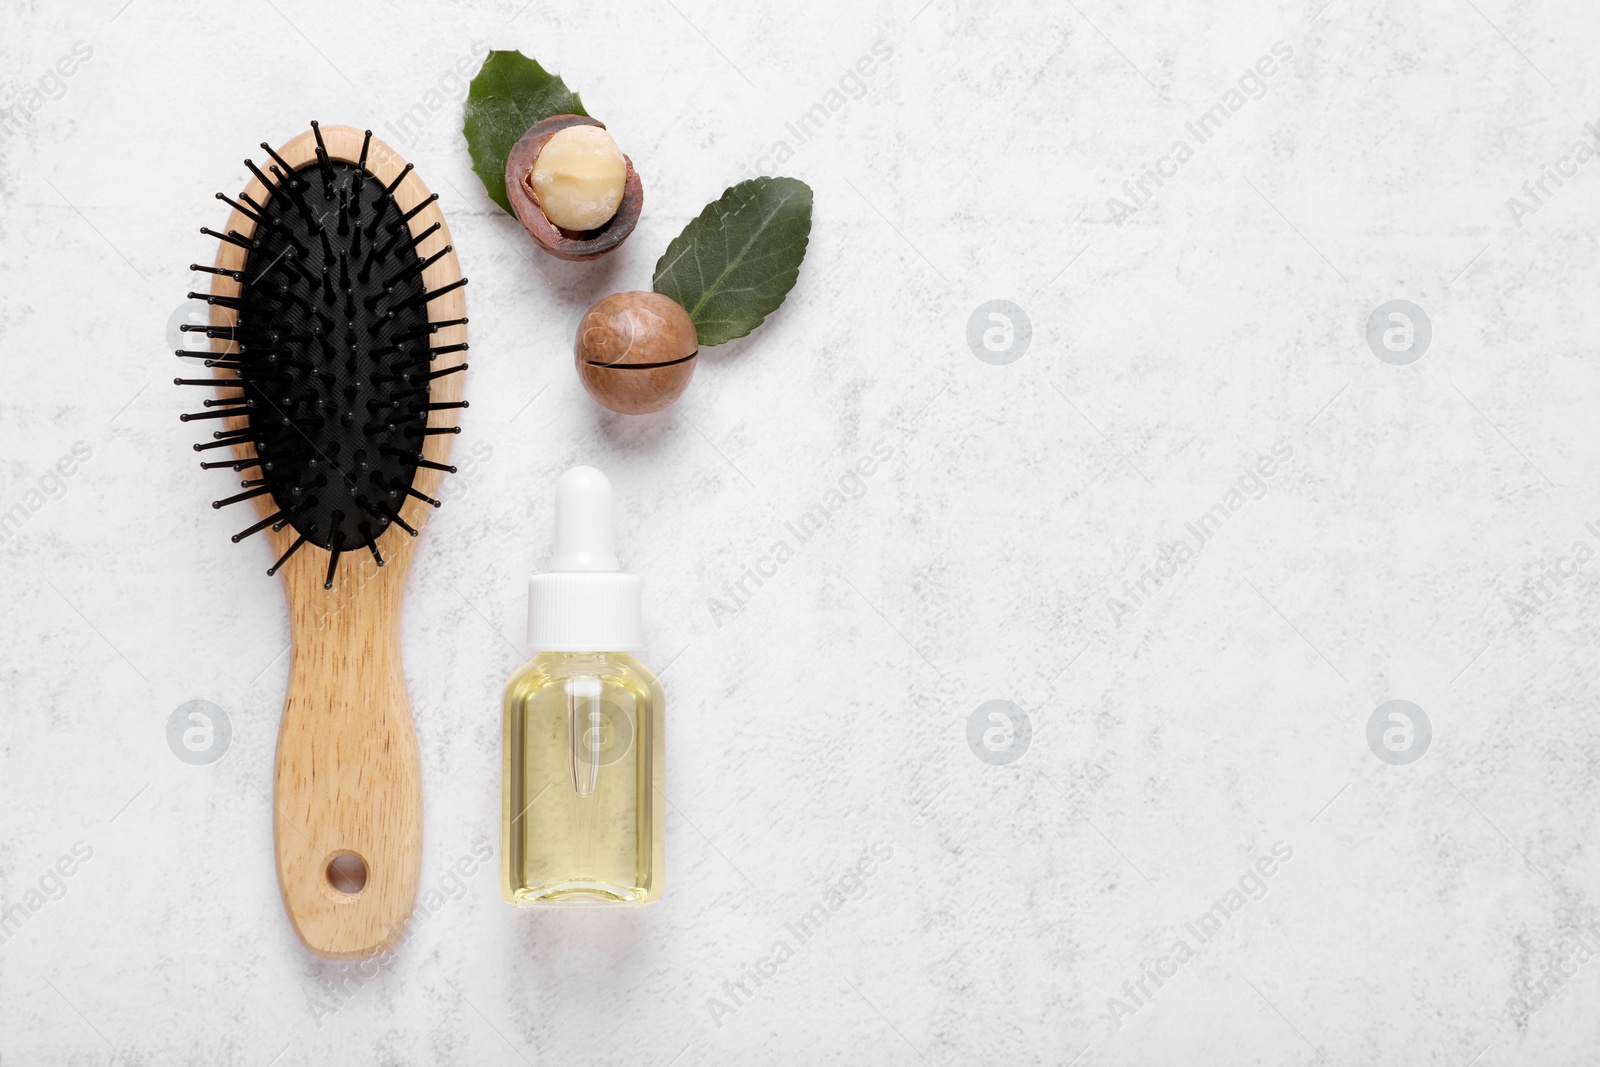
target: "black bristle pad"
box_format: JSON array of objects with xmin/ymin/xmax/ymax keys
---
[{"xmin": 228, "ymin": 159, "xmax": 433, "ymax": 553}]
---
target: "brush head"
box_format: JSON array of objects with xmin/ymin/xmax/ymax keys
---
[{"xmin": 180, "ymin": 124, "xmax": 468, "ymax": 587}]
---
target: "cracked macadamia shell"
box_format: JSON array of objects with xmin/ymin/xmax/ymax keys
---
[
  {"xmin": 575, "ymin": 291, "xmax": 698, "ymax": 415},
  {"xmin": 505, "ymin": 115, "xmax": 643, "ymax": 261}
]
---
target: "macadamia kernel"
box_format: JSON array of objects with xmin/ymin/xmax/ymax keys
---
[{"xmin": 527, "ymin": 125, "xmax": 627, "ymax": 232}]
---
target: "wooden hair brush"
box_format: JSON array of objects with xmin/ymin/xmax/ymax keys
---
[{"xmin": 178, "ymin": 122, "xmax": 467, "ymax": 959}]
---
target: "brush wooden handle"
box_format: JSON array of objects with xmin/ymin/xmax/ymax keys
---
[
  {"xmin": 208, "ymin": 126, "xmax": 466, "ymax": 958},
  {"xmin": 273, "ymin": 534, "xmax": 422, "ymax": 959}
]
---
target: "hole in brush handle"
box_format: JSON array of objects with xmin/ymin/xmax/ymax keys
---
[{"xmin": 325, "ymin": 851, "xmax": 368, "ymax": 895}]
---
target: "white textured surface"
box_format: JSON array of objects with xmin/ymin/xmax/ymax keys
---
[{"xmin": 2, "ymin": 0, "xmax": 1599, "ymax": 1063}]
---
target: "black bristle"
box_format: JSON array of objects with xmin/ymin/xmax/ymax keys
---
[
  {"xmin": 193, "ymin": 291, "xmax": 245, "ymax": 311},
  {"xmin": 183, "ymin": 130, "xmax": 466, "ymax": 589},
  {"xmin": 384, "ymin": 278, "xmax": 466, "ymax": 313},
  {"xmin": 403, "ymin": 486, "xmax": 441, "ymax": 508},
  {"xmin": 379, "ymin": 245, "xmax": 450, "ymax": 290},
  {"xmin": 404, "ymin": 222, "xmax": 440, "ymax": 251},
  {"xmin": 180, "ymin": 323, "xmax": 241, "ymax": 338},
  {"xmin": 369, "ymin": 502, "xmax": 416, "ymax": 537},
  {"xmin": 201, "ymin": 227, "xmax": 254, "ymax": 251},
  {"xmin": 369, "ymin": 165, "xmax": 415, "ymax": 238},
  {"xmin": 390, "ymin": 324, "xmax": 435, "ymax": 345},
  {"xmin": 269, "ymin": 163, "xmax": 314, "ymax": 218},
  {"xmin": 214, "ymin": 193, "xmax": 262, "ymax": 224},
  {"xmin": 372, "ymin": 223, "xmax": 409, "ymax": 264},
  {"xmin": 310, "ymin": 121, "xmax": 335, "ymax": 197},
  {"xmin": 194, "ymin": 437, "xmax": 248, "ymax": 452},
  {"xmin": 383, "ymin": 164, "xmax": 414, "ymax": 198},
  {"xmin": 231, "ymin": 511, "xmax": 284, "ymax": 543},
  {"xmin": 260, "ymin": 142, "xmax": 299, "ymax": 185},
  {"xmin": 267, "ymin": 533, "xmax": 307, "ymax": 576},
  {"xmin": 213, "ymin": 485, "xmax": 272, "ymax": 509},
  {"xmin": 192, "ymin": 263, "xmax": 245, "ymax": 281},
  {"xmin": 396, "ymin": 194, "xmax": 439, "ymax": 228},
  {"xmin": 323, "ymin": 512, "xmax": 343, "ymax": 588},
  {"xmin": 379, "ymin": 445, "xmax": 454, "ymax": 473},
  {"xmin": 243, "ymin": 159, "xmax": 282, "ymax": 195}
]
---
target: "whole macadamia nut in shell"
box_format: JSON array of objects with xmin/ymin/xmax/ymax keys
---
[{"xmin": 575, "ymin": 291, "xmax": 698, "ymax": 415}]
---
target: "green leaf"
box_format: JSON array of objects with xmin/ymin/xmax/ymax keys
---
[
  {"xmin": 652, "ymin": 177, "xmax": 813, "ymax": 347},
  {"xmin": 462, "ymin": 50, "xmax": 587, "ymax": 215}
]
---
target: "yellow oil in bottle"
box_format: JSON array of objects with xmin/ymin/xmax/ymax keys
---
[{"xmin": 502, "ymin": 650, "xmax": 664, "ymax": 906}]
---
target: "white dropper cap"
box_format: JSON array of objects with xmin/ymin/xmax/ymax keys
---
[{"xmin": 527, "ymin": 466, "xmax": 643, "ymax": 652}]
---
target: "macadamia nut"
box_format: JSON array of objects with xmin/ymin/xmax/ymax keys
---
[
  {"xmin": 527, "ymin": 125, "xmax": 627, "ymax": 232},
  {"xmin": 574, "ymin": 291, "xmax": 698, "ymax": 414}
]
